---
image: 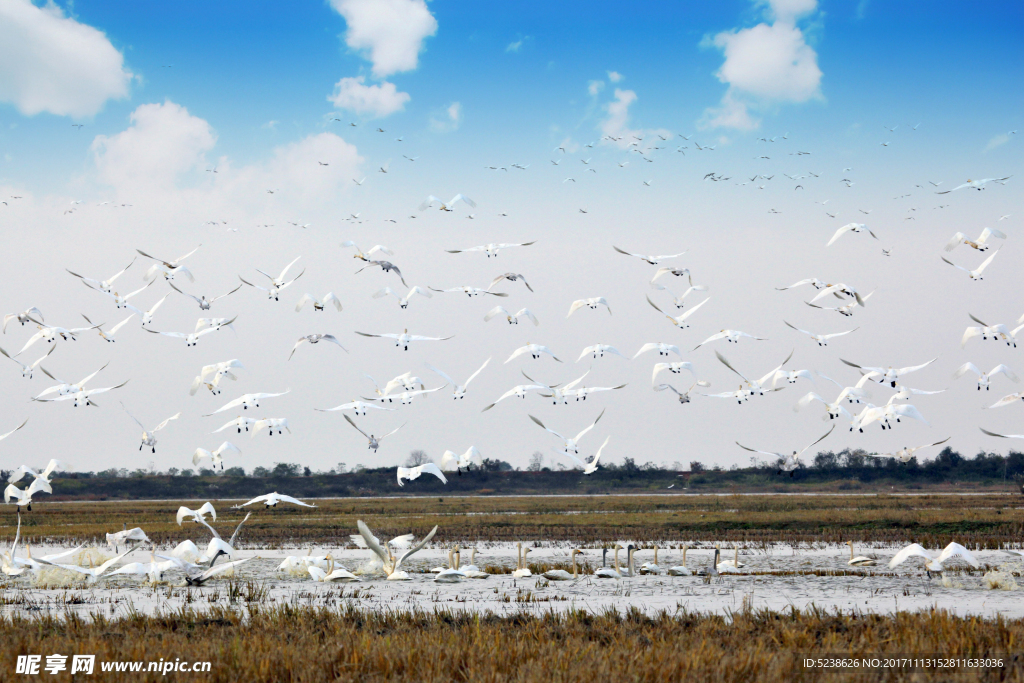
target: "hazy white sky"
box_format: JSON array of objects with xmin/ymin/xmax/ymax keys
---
[{"xmin": 0, "ymin": 0, "xmax": 1021, "ymax": 476}]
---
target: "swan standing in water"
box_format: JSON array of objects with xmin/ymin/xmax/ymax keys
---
[
  {"xmin": 434, "ymin": 548, "xmax": 466, "ymax": 582},
  {"xmin": 512, "ymin": 543, "xmax": 532, "ymax": 577},
  {"xmin": 847, "ymin": 541, "xmax": 877, "ymax": 566},
  {"xmin": 357, "ymin": 520, "xmax": 438, "ymax": 581},
  {"xmin": 667, "ymin": 545, "xmax": 692, "ymax": 576},
  {"xmin": 461, "ymin": 548, "xmax": 489, "ymax": 579},
  {"xmin": 716, "ymin": 547, "xmax": 745, "ymax": 572},
  {"xmin": 544, "ymin": 549, "xmax": 583, "ymax": 581},
  {"xmin": 639, "ymin": 546, "xmax": 662, "ymax": 574},
  {"xmin": 595, "ymin": 544, "xmax": 633, "ymax": 579}
]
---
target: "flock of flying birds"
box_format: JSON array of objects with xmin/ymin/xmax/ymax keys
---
[{"xmin": 0, "ymin": 120, "xmax": 1021, "ymax": 521}]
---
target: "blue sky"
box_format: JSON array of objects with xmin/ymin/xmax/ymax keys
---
[{"xmin": 0, "ymin": 0, "xmax": 1021, "ymax": 474}]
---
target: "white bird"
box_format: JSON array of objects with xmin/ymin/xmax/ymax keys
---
[
  {"xmin": 81, "ymin": 277, "xmax": 152, "ymax": 311},
  {"xmin": 355, "ymin": 328, "xmax": 453, "ymax": 351},
  {"xmin": 295, "ymin": 292, "xmax": 342, "ymax": 313},
  {"xmin": 634, "ymin": 342, "xmax": 681, "ymax": 359},
  {"xmin": 840, "ymin": 358, "xmax": 937, "ymax": 388},
  {"xmin": 238, "ymin": 271, "xmax": 304, "ymax": 300},
  {"xmin": 0, "ymin": 343, "xmax": 54, "ymax": 379},
  {"xmin": 440, "ymin": 446, "xmax": 483, "ymax": 474},
  {"xmin": 649, "ymin": 279, "xmax": 708, "ymax": 309},
  {"xmin": 529, "ymin": 409, "xmax": 605, "ymax": 453},
  {"xmin": 176, "ymin": 502, "xmax": 217, "ymax": 526},
  {"xmin": 846, "ymin": 541, "xmax": 876, "ymax": 566},
  {"xmin": 212, "ymin": 416, "xmax": 258, "ymax": 434},
  {"xmin": 341, "ymin": 241, "xmax": 393, "ymax": 261},
  {"xmin": 941, "ymin": 250, "xmax": 999, "ymax": 280},
  {"xmin": 737, "ymin": 426, "xmax": 835, "ymax": 476},
  {"xmin": 506, "ymin": 343, "xmax": 561, "ymax": 363},
  {"xmin": 315, "ymin": 400, "xmax": 395, "ymax": 416},
  {"xmin": 108, "ymin": 551, "xmax": 180, "ymax": 583},
  {"xmin": 794, "ymin": 386, "xmax": 867, "ymax": 421},
  {"xmin": 66, "ymin": 258, "xmax": 136, "ymax": 293},
  {"xmin": 806, "ymin": 284, "xmax": 867, "ymax": 307},
  {"xmin": 521, "ymin": 368, "xmax": 590, "ymax": 405},
  {"xmin": 136, "ymin": 245, "xmax": 200, "ymax": 281},
  {"xmin": 613, "ymin": 246, "xmax": 687, "ymax": 265},
  {"xmin": 157, "ymin": 554, "xmax": 255, "ymax": 586},
  {"xmin": 961, "ymin": 314, "xmax": 1020, "ymax": 348},
  {"xmin": 484, "ymin": 307, "xmax": 539, "ymax": 325},
  {"xmin": 192, "ymin": 442, "xmax": 241, "ymax": 469},
  {"xmin": 128, "ymin": 293, "xmax": 170, "ymax": 327},
  {"xmin": 776, "ymin": 278, "xmax": 828, "ymax": 292},
  {"xmin": 194, "ymin": 317, "xmax": 237, "ymax": 334},
  {"xmin": 397, "ymin": 463, "xmax": 448, "ymax": 487},
  {"xmin": 716, "ymin": 547, "xmax": 746, "ymax": 571},
  {"xmin": 372, "ymin": 286, "xmax": 432, "ymax": 309},
  {"xmin": 362, "ymin": 384, "xmax": 447, "ymax": 405},
  {"xmin": 888, "ymin": 542, "xmax": 979, "ymax": 575},
  {"xmin": 488, "ymin": 272, "xmax": 533, "ymax": 292},
  {"xmin": 446, "ymin": 241, "xmax": 536, "ymax": 258},
  {"xmin": 256, "ymin": 256, "xmax": 303, "ymax": 288},
  {"xmin": 566, "ymin": 382, "xmax": 627, "ymax": 401},
  {"xmin": 308, "ymin": 556, "xmax": 361, "ymax": 583},
  {"xmin": 480, "ymin": 383, "xmax": 548, "ymax": 411},
  {"xmin": 252, "ymin": 418, "xmax": 290, "ymax": 436},
  {"xmin": 121, "ymin": 403, "xmax": 181, "ymax": 453},
  {"xmin": 145, "ymin": 316, "xmax": 236, "ymax": 347},
  {"xmin": 945, "ymin": 227, "xmax": 1007, "ymax": 252},
  {"xmin": 288, "ymin": 334, "xmax": 348, "ymax": 360},
  {"xmin": 667, "ymin": 545, "xmax": 692, "ymax": 576},
  {"xmin": 4, "ymin": 478, "xmax": 50, "ymax": 510},
  {"xmin": 827, "ymin": 223, "xmax": 879, "ymax": 246},
  {"xmin": 425, "ymin": 358, "xmax": 491, "ymax": 399},
  {"xmin": 105, "ymin": 525, "xmax": 150, "ymax": 552},
  {"xmin": 33, "ymin": 379, "xmax": 129, "ymax": 407},
  {"xmin": 594, "ymin": 544, "xmax": 626, "ymax": 579},
  {"xmin": 986, "ymin": 392, "xmax": 1024, "ymax": 409},
  {"xmin": 646, "ymin": 296, "xmax": 709, "ymax": 328},
  {"xmin": 16, "ymin": 321, "xmax": 99, "ymax": 355},
  {"xmin": 567, "ymin": 297, "xmax": 611, "ymax": 317},
  {"xmin": 430, "ymin": 285, "xmax": 509, "ymax": 298},
  {"xmin": 784, "ymin": 321, "xmax": 858, "ymax": 346},
  {"xmin": 6, "ymin": 458, "xmax": 59, "ymax": 490},
  {"xmin": 555, "ymin": 435, "xmax": 610, "ymax": 474},
  {"xmin": 81, "ymin": 313, "xmax": 134, "ymax": 342},
  {"xmin": 655, "ymin": 381, "xmax": 709, "ymax": 403},
  {"xmin": 577, "ymin": 344, "xmax": 628, "ymax": 362},
  {"xmin": 169, "ymin": 282, "xmax": 242, "ymax": 310},
  {"xmin": 38, "ymin": 548, "xmax": 138, "ymax": 583},
  {"xmin": 864, "ymin": 438, "xmax": 950, "ymax": 463},
  {"xmin": 693, "ymin": 329, "xmax": 767, "ymax": 351},
  {"xmin": 980, "ymin": 427, "xmax": 1024, "ymax": 440},
  {"xmin": 35, "ymin": 363, "xmax": 108, "ymax": 400},
  {"xmin": 235, "ymin": 492, "xmax": 315, "ymax": 509},
  {"xmin": 652, "ymin": 361, "xmax": 696, "ymax": 384},
  {"xmin": 953, "ymin": 363, "xmax": 1019, "ymax": 390},
  {"xmin": 190, "ymin": 359, "xmax": 244, "ymax": 396},
  {"xmin": 357, "ymin": 519, "xmax": 437, "ymax": 580},
  {"xmin": 343, "ymin": 414, "xmax": 404, "ymax": 452},
  {"xmin": 513, "ymin": 543, "xmax": 533, "ymax": 578},
  {"xmin": 771, "ymin": 368, "xmax": 817, "ymax": 388},
  {"xmin": 804, "ymin": 291, "xmax": 874, "ymax": 317},
  {"xmin": 3, "ymin": 307, "xmax": 44, "ymax": 332},
  {"xmin": 420, "ymin": 194, "xmax": 476, "ymax": 211},
  {"xmin": 543, "ymin": 549, "xmax": 583, "ymax": 581},
  {"xmin": 935, "ymin": 177, "xmax": 1012, "ymax": 193},
  {"xmin": 852, "ymin": 402, "xmax": 930, "ymax": 432},
  {"xmin": 203, "ymin": 390, "xmax": 289, "ymax": 416}
]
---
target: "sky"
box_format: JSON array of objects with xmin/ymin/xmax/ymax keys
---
[{"xmin": 0, "ymin": 0, "xmax": 1021, "ymax": 477}]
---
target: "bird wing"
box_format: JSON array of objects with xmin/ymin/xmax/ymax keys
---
[
  {"xmin": 822, "ymin": 328, "xmax": 858, "ymax": 340},
  {"xmin": 574, "ymin": 409, "xmax": 606, "ymax": 442},
  {"xmin": 676, "ymin": 298, "xmax": 710, "ymax": 323},
  {"xmin": 980, "ymin": 427, "xmax": 1024, "ymax": 439},
  {"xmin": 826, "ymin": 224, "xmax": 852, "ymax": 246},
  {"xmin": 897, "ymin": 358, "xmax": 937, "ymax": 375},
  {"xmin": 936, "ymin": 543, "xmax": 979, "ymax": 567},
  {"xmin": 888, "ymin": 544, "xmax": 932, "ymax": 568},
  {"xmin": 378, "ymin": 422, "xmax": 407, "ymax": 441},
  {"xmin": 566, "ymin": 300, "xmax": 587, "ymax": 318},
  {"xmin": 418, "ymin": 463, "xmax": 448, "ymax": 485},
  {"xmin": 153, "ymin": 413, "xmax": 182, "ymax": 432},
  {"xmin": 343, "ymin": 414, "xmax": 370, "ymax": 438},
  {"xmin": 694, "ymin": 331, "xmax": 727, "ymax": 350},
  {"xmin": 784, "ymin": 321, "xmax": 813, "ymax": 337},
  {"xmin": 798, "ymin": 425, "xmax": 835, "ymax": 455},
  {"xmin": 276, "ymin": 494, "xmax": 315, "ymax": 507},
  {"xmin": 890, "ymin": 403, "xmax": 929, "ymax": 425},
  {"xmin": 409, "ymin": 334, "xmax": 453, "ymax": 342},
  {"xmin": 464, "ymin": 357, "xmax": 491, "ymax": 387},
  {"xmin": 976, "ymin": 249, "xmax": 999, "ymax": 274},
  {"xmin": 483, "ymin": 306, "xmax": 510, "ymax": 322},
  {"xmin": 940, "ymin": 256, "xmax": 969, "ymax": 273},
  {"xmin": 944, "ymin": 232, "xmax": 966, "ymax": 251},
  {"xmin": 393, "ymin": 525, "xmax": 439, "ymax": 570},
  {"xmin": 715, "ymin": 351, "xmax": 751, "ymax": 384},
  {"xmin": 204, "ymin": 395, "xmax": 248, "ymax": 416},
  {"xmin": 529, "ymin": 415, "xmax": 565, "ymax": 441},
  {"xmin": 554, "ymin": 448, "xmax": 587, "ymax": 468},
  {"xmin": 735, "ymin": 443, "xmax": 780, "ymax": 458}
]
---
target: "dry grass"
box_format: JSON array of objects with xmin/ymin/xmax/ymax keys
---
[
  {"xmin": 4, "ymin": 494, "xmax": 1023, "ymax": 549},
  {"xmin": 0, "ymin": 605, "xmax": 1020, "ymax": 682}
]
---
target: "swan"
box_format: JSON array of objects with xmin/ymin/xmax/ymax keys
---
[
  {"xmin": 341, "ymin": 241, "xmax": 393, "ymax": 261},
  {"xmin": 529, "ymin": 409, "xmax": 605, "ymax": 453},
  {"xmin": 35, "ymin": 363, "xmax": 107, "ymax": 399},
  {"xmin": 633, "ymin": 342, "xmax": 681, "ymax": 359},
  {"xmin": 288, "ymin": 334, "xmax": 348, "ymax": 360},
  {"xmin": 461, "ymin": 548, "xmax": 483, "ymax": 573},
  {"xmin": 737, "ymin": 426, "xmax": 835, "ymax": 476},
  {"xmin": 784, "ymin": 321, "xmax": 858, "ymax": 346},
  {"xmin": 362, "ymin": 385, "xmax": 447, "ymax": 405},
  {"xmin": 121, "ymin": 403, "xmax": 180, "ymax": 453},
  {"xmin": 169, "ymin": 282, "xmax": 242, "ymax": 310},
  {"xmin": 853, "ymin": 399, "xmax": 930, "ymax": 432},
  {"xmin": 807, "ymin": 284, "xmax": 867, "ymax": 307},
  {"xmin": 794, "ymin": 388, "xmax": 865, "ymax": 421},
  {"xmin": 38, "ymin": 548, "xmax": 137, "ymax": 584},
  {"xmin": 522, "ymin": 368, "xmax": 590, "ymax": 405},
  {"xmin": 420, "ymin": 194, "xmax": 476, "ymax": 211},
  {"xmin": 425, "ymin": 358, "xmax": 491, "ymax": 399},
  {"xmin": 158, "ymin": 554, "xmax": 255, "ymax": 586},
  {"xmin": 16, "ymin": 321, "xmax": 100, "ymax": 355},
  {"xmin": 945, "ymin": 227, "xmax": 1007, "ymax": 252},
  {"xmin": 481, "ymin": 383, "xmax": 549, "ymax": 411},
  {"xmin": 136, "ymin": 245, "xmax": 200, "ymax": 281},
  {"xmin": 577, "ymin": 344, "xmax": 627, "ymax": 362},
  {"xmin": 649, "ymin": 280, "xmax": 708, "ymax": 309},
  {"xmin": 980, "ymin": 427, "xmax": 1024, "ymax": 440},
  {"xmin": 128, "ymin": 293, "xmax": 170, "ymax": 327},
  {"xmin": 109, "ymin": 551, "xmax": 178, "ymax": 583},
  {"xmin": 568, "ymin": 383, "xmax": 628, "ymax": 401},
  {"xmin": 66, "ymin": 258, "xmax": 136, "ymax": 293},
  {"xmin": 652, "ymin": 361, "xmax": 696, "ymax": 383},
  {"xmin": 357, "ymin": 519, "xmax": 438, "ymax": 580},
  {"xmin": 309, "ymin": 556, "xmax": 361, "ymax": 583},
  {"xmin": 650, "ymin": 267, "xmax": 693, "ymax": 284},
  {"xmin": 646, "ymin": 296, "xmax": 709, "ymax": 328},
  {"xmin": 203, "ymin": 390, "xmax": 289, "ymax": 416},
  {"xmin": 827, "ymin": 223, "xmax": 879, "ymax": 247},
  {"xmin": 655, "ymin": 381, "xmax": 709, "ymax": 404},
  {"xmin": 430, "ymin": 285, "xmax": 509, "ymax": 298},
  {"xmin": 544, "ymin": 549, "xmax": 582, "ymax": 581},
  {"xmin": 847, "ymin": 541, "xmax": 877, "ymax": 566},
  {"xmin": 354, "ymin": 260, "xmax": 407, "ymax": 286},
  {"xmin": 446, "ymin": 241, "xmax": 535, "ymax": 258},
  {"xmin": 485, "ymin": 306, "xmax": 539, "ymax": 326},
  {"xmin": 7, "ymin": 459, "xmax": 60, "ymax": 491},
  {"xmin": 255, "ymin": 256, "xmax": 302, "ymax": 288},
  {"xmin": 315, "ymin": 400, "xmax": 394, "ymax": 416},
  {"xmin": 639, "ymin": 546, "xmax": 662, "ymax": 574},
  {"xmin": 667, "ymin": 545, "xmax": 692, "ymax": 576},
  {"xmin": 512, "ymin": 543, "xmax": 533, "ymax": 577},
  {"xmin": 81, "ymin": 313, "xmax": 134, "ymax": 342},
  {"xmin": 840, "ymin": 358, "xmax": 936, "ymax": 388},
  {"xmin": 704, "ymin": 385, "xmax": 756, "ymax": 404},
  {"xmin": 717, "ymin": 349, "xmax": 792, "ymax": 397},
  {"xmin": 771, "ymin": 368, "xmax": 816, "ymax": 388},
  {"xmin": 145, "ymin": 317, "xmax": 236, "ymax": 347},
  {"xmin": 434, "ymin": 548, "xmax": 465, "ymax": 582},
  {"xmin": 342, "ymin": 415, "xmax": 404, "ymax": 452},
  {"xmin": 239, "ymin": 271, "xmax": 305, "ymax": 300},
  {"xmin": 106, "ymin": 525, "xmax": 150, "ymax": 552},
  {"xmin": 567, "ymin": 297, "xmax": 611, "ymax": 317},
  {"xmin": 698, "ymin": 546, "xmax": 721, "ymax": 577},
  {"xmin": 295, "ymin": 292, "xmax": 342, "ymax": 313},
  {"xmin": 397, "ymin": 463, "xmax": 448, "ymax": 487},
  {"xmin": 4, "ymin": 478, "xmax": 50, "ymax": 510},
  {"xmin": 941, "ymin": 250, "xmax": 999, "ymax": 280},
  {"xmin": 506, "ymin": 343, "xmax": 561, "ymax": 363},
  {"xmin": 717, "ymin": 547, "xmax": 745, "ymax": 571},
  {"xmin": 776, "ymin": 278, "xmax": 828, "ymax": 292},
  {"xmin": 234, "ymin": 492, "xmax": 315, "ymax": 508},
  {"xmin": 372, "ymin": 286, "xmax": 432, "ymax": 308},
  {"xmin": 355, "ymin": 328, "xmax": 453, "ymax": 351},
  {"xmin": 488, "ymin": 273, "xmax": 533, "ymax": 292},
  {"xmin": 3, "ymin": 307, "xmax": 45, "ymax": 332},
  {"xmin": 192, "ymin": 441, "xmax": 241, "ymax": 469},
  {"xmin": 555, "ymin": 435, "xmax": 610, "ymax": 474},
  {"xmin": 190, "ymin": 359, "xmax": 244, "ymax": 396},
  {"xmin": 935, "ymin": 177, "xmax": 1012, "ymax": 193},
  {"xmin": 805, "ymin": 291, "xmax": 874, "ymax": 317},
  {"xmin": 176, "ymin": 502, "xmax": 217, "ymax": 526},
  {"xmin": 440, "ymin": 446, "xmax": 483, "ymax": 474},
  {"xmin": 213, "ymin": 416, "xmax": 258, "ymax": 434},
  {"xmin": 0, "ymin": 343, "xmax": 54, "ymax": 378},
  {"xmin": 0, "ymin": 418, "xmax": 28, "ymax": 445},
  {"xmin": 888, "ymin": 542, "xmax": 980, "ymax": 576},
  {"xmin": 33, "ymin": 379, "xmax": 129, "ymax": 407},
  {"xmin": 693, "ymin": 329, "xmax": 767, "ymax": 351},
  {"xmin": 986, "ymin": 392, "xmax": 1024, "ymax": 409},
  {"xmin": 613, "ymin": 246, "xmax": 686, "ymax": 265},
  {"xmin": 961, "ymin": 314, "xmax": 1020, "ymax": 348}
]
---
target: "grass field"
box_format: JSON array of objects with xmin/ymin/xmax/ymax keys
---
[
  {"xmin": 5, "ymin": 493, "xmax": 1023, "ymax": 549},
  {"xmin": 1, "ymin": 604, "xmax": 1019, "ymax": 682}
]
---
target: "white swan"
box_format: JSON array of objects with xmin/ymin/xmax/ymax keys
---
[
  {"xmin": 7, "ymin": 459, "xmax": 60, "ymax": 491},
  {"xmin": 203, "ymin": 390, "xmax": 289, "ymax": 416},
  {"xmin": 145, "ymin": 317, "xmax": 236, "ymax": 347},
  {"xmin": 840, "ymin": 358, "xmax": 936, "ymax": 388},
  {"xmin": 485, "ymin": 307, "xmax": 539, "ymax": 326},
  {"xmin": 577, "ymin": 344, "xmax": 627, "ymax": 362},
  {"xmin": 397, "ymin": 463, "xmax": 448, "ymax": 487},
  {"xmin": 646, "ymin": 296, "xmax": 709, "ymax": 328},
  {"xmin": 190, "ymin": 359, "xmax": 244, "ymax": 396},
  {"xmin": 315, "ymin": 400, "xmax": 395, "ymax": 416},
  {"xmin": 213, "ymin": 416, "xmax": 258, "ymax": 434},
  {"xmin": 633, "ymin": 342, "xmax": 681, "ymax": 359},
  {"xmin": 784, "ymin": 321, "xmax": 857, "ymax": 346},
  {"xmin": 655, "ymin": 381, "xmax": 709, "ymax": 404},
  {"xmin": 613, "ymin": 246, "xmax": 686, "ymax": 265},
  {"xmin": 555, "ymin": 435, "xmax": 610, "ymax": 474},
  {"xmin": 341, "ymin": 241, "xmax": 393, "ymax": 261},
  {"xmin": 488, "ymin": 272, "xmax": 533, "ymax": 292},
  {"xmin": 935, "ymin": 177, "xmax": 1011, "ymax": 193},
  {"xmin": 81, "ymin": 313, "xmax": 134, "ymax": 342},
  {"xmin": 239, "ymin": 271, "xmax": 304, "ymax": 300},
  {"xmin": 234, "ymin": 492, "xmax": 315, "ymax": 508},
  {"xmin": 0, "ymin": 343, "xmax": 53, "ymax": 379},
  {"xmin": 446, "ymin": 241, "xmax": 535, "ymax": 257},
  {"xmin": 355, "ymin": 328, "xmax": 453, "ymax": 351},
  {"xmin": 295, "ymin": 292, "xmax": 342, "ymax": 313},
  {"xmin": 309, "ymin": 555, "xmax": 361, "ymax": 583},
  {"xmin": 827, "ymin": 222, "xmax": 879, "ymax": 247},
  {"xmin": 425, "ymin": 358, "xmax": 491, "ymax": 399},
  {"xmin": 961, "ymin": 314, "xmax": 1020, "ymax": 348},
  {"xmin": 716, "ymin": 547, "xmax": 746, "ymax": 571},
  {"xmin": 3, "ymin": 307, "xmax": 45, "ymax": 333},
  {"xmin": 737, "ymin": 426, "xmax": 835, "ymax": 476},
  {"xmin": 106, "ymin": 525, "xmax": 150, "ymax": 552},
  {"xmin": 945, "ymin": 227, "xmax": 1007, "ymax": 252},
  {"xmin": 39, "ymin": 548, "xmax": 137, "ymax": 584},
  {"xmin": 192, "ymin": 441, "xmax": 241, "ymax": 469},
  {"xmin": 65, "ymin": 257, "xmax": 135, "ymax": 293},
  {"xmin": 434, "ymin": 548, "xmax": 465, "ymax": 582},
  {"xmin": 250, "ymin": 417, "xmax": 288, "ymax": 436},
  {"xmin": 544, "ymin": 549, "xmax": 582, "ymax": 581},
  {"xmin": 176, "ymin": 502, "xmax": 216, "ymax": 526},
  {"xmin": 888, "ymin": 542, "xmax": 980, "ymax": 575},
  {"xmin": 529, "ymin": 409, "xmax": 605, "ymax": 453},
  {"xmin": 693, "ymin": 329, "xmax": 767, "ymax": 351},
  {"xmin": 16, "ymin": 321, "xmax": 100, "ymax": 355},
  {"xmin": 136, "ymin": 245, "xmax": 200, "ymax": 281},
  {"xmin": 506, "ymin": 343, "xmax": 561, "ymax": 363},
  {"xmin": 567, "ymin": 297, "xmax": 611, "ymax": 317},
  {"xmin": 639, "ymin": 546, "xmax": 662, "ymax": 574},
  {"xmin": 440, "ymin": 446, "xmax": 483, "ymax": 474},
  {"xmin": 847, "ymin": 541, "xmax": 876, "ymax": 566},
  {"xmin": 512, "ymin": 543, "xmax": 533, "ymax": 578},
  {"xmin": 357, "ymin": 519, "xmax": 438, "ymax": 580},
  {"xmin": 4, "ymin": 478, "xmax": 50, "ymax": 510},
  {"xmin": 986, "ymin": 392, "xmax": 1024, "ymax": 409},
  {"xmin": 33, "ymin": 379, "xmax": 129, "ymax": 407},
  {"xmin": 480, "ymin": 383, "xmax": 548, "ymax": 411},
  {"xmin": 372, "ymin": 286, "xmax": 431, "ymax": 308},
  {"xmin": 667, "ymin": 545, "xmax": 692, "ymax": 576},
  {"xmin": 169, "ymin": 282, "xmax": 242, "ymax": 310},
  {"xmin": 941, "ymin": 250, "xmax": 999, "ymax": 280},
  {"xmin": 288, "ymin": 334, "xmax": 348, "ymax": 360},
  {"xmin": 343, "ymin": 415, "xmax": 404, "ymax": 452},
  {"xmin": 650, "ymin": 280, "xmax": 709, "ymax": 309},
  {"xmin": 421, "ymin": 194, "xmax": 476, "ymax": 212},
  {"xmin": 121, "ymin": 403, "xmax": 180, "ymax": 453}
]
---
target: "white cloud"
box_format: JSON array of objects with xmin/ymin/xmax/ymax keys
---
[
  {"xmin": 430, "ymin": 101, "xmax": 461, "ymax": 133},
  {"xmin": 607, "ymin": 71, "xmax": 623, "ymax": 83},
  {"xmin": 0, "ymin": 0, "xmax": 132, "ymax": 117},
  {"xmin": 91, "ymin": 101, "xmax": 215, "ymax": 193},
  {"xmin": 701, "ymin": 0, "xmax": 822, "ymax": 130},
  {"xmin": 328, "ymin": 76, "xmax": 410, "ymax": 118},
  {"xmin": 329, "ymin": 0, "xmax": 437, "ymax": 78},
  {"xmin": 506, "ymin": 40, "xmax": 523, "ymax": 53},
  {"xmin": 984, "ymin": 133, "xmax": 1010, "ymax": 152},
  {"xmin": 588, "ymin": 80, "xmax": 605, "ymax": 96},
  {"xmin": 599, "ymin": 89, "xmax": 671, "ymax": 147}
]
